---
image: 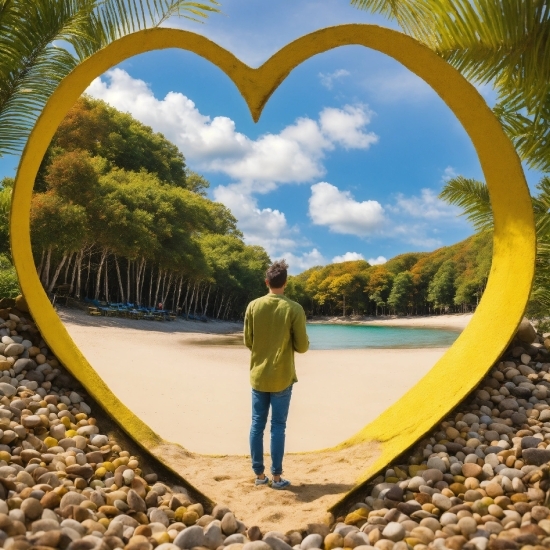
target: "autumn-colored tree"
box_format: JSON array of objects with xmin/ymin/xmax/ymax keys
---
[
  {"xmin": 29, "ymin": 97, "xmax": 270, "ymax": 319},
  {"xmin": 364, "ymin": 265, "xmax": 393, "ymax": 315}
]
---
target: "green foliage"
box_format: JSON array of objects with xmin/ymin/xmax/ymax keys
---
[
  {"xmin": 0, "ymin": 178, "xmax": 12, "ymax": 256},
  {"xmin": 37, "ymin": 96, "xmax": 188, "ymax": 190},
  {"xmin": 439, "ymin": 177, "xmax": 493, "ymax": 232},
  {"xmin": 387, "ymin": 271, "xmax": 414, "ymax": 314},
  {"xmin": 290, "ymin": 232, "xmax": 492, "ymax": 317},
  {"xmin": 29, "ymin": 98, "xmax": 269, "ymax": 318},
  {"xmin": 427, "ymin": 260, "xmax": 456, "ymax": 310},
  {"xmin": 364, "ymin": 266, "xmax": 393, "ymax": 314},
  {"xmin": 0, "ymin": 0, "xmax": 220, "ymax": 158},
  {"xmin": 0, "ymin": 254, "xmax": 19, "ymax": 298},
  {"xmin": 350, "ymin": 0, "xmax": 550, "ymax": 171}
]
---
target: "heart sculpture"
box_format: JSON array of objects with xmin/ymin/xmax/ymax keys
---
[{"xmin": 10, "ymin": 24, "xmax": 535, "ymax": 515}]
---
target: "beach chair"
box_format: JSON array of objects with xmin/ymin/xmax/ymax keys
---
[{"xmin": 87, "ymin": 306, "xmax": 102, "ymax": 316}]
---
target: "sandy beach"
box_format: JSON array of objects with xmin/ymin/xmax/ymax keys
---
[
  {"xmin": 309, "ymin": 313, "xmax": 473, "ymax": 330},
  {"xmin": 55, "ymin": 308, "xmax": 471, "ymax": 531}
]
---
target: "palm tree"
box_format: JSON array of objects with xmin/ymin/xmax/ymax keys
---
[
  {"xmin": 440, "ymin": 175, "xmax": 550, "ymax": 315},
  {"xmin": 0, "ymin": 0, "xmax": 220, "ymax": 159},
  {"xmin": 351, "ymin": 0, "xmax": 550, "ymax": 172}
]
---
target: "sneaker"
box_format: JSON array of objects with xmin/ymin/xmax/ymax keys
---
[
  {"xmin": 271, "ymin": 478, "xmax": 291, "ymax": 490},
  {"xmin": 255, "ymin": 476, "xmax": 269, "ymax": 486}
]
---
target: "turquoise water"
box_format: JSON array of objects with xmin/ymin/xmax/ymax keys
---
[{"xmin": 306, "ymin": 323, "xmax": 459, "ymax": 350}]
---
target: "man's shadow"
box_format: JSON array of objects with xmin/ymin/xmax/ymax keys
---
[{"xmin": 285, "ymin": 482, "xmax": 355, "ymax": 502}]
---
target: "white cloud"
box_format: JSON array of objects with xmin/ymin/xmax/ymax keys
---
[
  {"xmin": 319, "ymin": 69, "xmax": 350, "ymax": 90},
  {"xmin": 319, "ymin": 104, "xmax": 378, "ymax": 150},
  {"xmin": 390, "ymin": 224, "xmax": 443, "ymax": 249},
  {"xmin": 87, "ymin": 70, "xmax": 382, "ymax": 262},
  {"xmin": 281, "ymin": 249, "xmax": 326, "ymax": 274},
  {"xmin": 87, "ymin": 70, "xmax": 377, "ymax": 190},
  {"xmin": 442, "ymin": 166, "xmax": 458, "ymax": 181},
  {"xmin": 388, "ymin": 188, "xmax": 459, "ymax": 220},
  {"xmin": 212, "ymin": 185, "xmax": 297, "ymax": 255},
  {"xmin": 309, "ymin": 182, "xmax": 386, "ymax": 236},
  {"xmin": 362, "ymin": 69, "xmax": 434, "ymax": 103},
  {"xmin": 368, "ymin": 256, "xmax": 387, "ymax": 265},
  {"xmin": 332, "ymin": 252, "xmax": 365, "ymax": 263},
  {"xmin": 306, "ymin": 180, "xmax": 463, "ymax": 251}
]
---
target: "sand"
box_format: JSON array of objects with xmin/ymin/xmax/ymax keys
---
[
  {"xmin": 56, "ymin": 308, "xmax": 469, "ymax": 531},
  {"xmin": 310, "ymin": 313, "xmax": 473, "ymax": 330}
]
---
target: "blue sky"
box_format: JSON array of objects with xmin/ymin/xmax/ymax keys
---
[{"xmin": 0, "ymin": 0, "xmax": 544, "ymax": 273}]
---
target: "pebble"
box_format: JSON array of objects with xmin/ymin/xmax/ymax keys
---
[
  {"xmin": 301, "ymin": 534, "xmax": 323, "ymax": 550},
  {"xmin": 3, "ymin": 303, "xmax": 550, "ymax": 550},
  {"xmin": 381, "ymin": 522, "xmax": 404, "ymax": 542}
]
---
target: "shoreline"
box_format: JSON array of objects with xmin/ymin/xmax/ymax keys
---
[
  {"xmin": 308, "ymin": 312, "xmax": 473, "ymax": 330},
  {"xmin": 56, "ymin": 308, "xmax": 450, "ymax": 455},
  {"xmin": 53, "ymin": 308, "xmax": 457, "ymax": 529}
]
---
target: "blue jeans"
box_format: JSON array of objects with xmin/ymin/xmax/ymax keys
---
[{"xmin": 250, "ymin": 385, "xmax": 293, "ymax": 476}]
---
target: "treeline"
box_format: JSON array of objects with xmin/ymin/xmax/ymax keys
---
[
  {"xmin": 23, "ymin": 96, "xmax": 270, "ymax": 319},
  {"xmin": 286, "ymin": 231, "xmax": 492, "ymax": 317}
]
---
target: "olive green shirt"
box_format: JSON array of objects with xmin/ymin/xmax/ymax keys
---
[{"xmin": 244, "ymin": 293, "xmax": 309, "ymax": 392}]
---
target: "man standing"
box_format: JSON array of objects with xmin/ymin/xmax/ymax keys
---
[{"xmin": 244, "ymin": 260, "xmax": 309, "ymax": 489}]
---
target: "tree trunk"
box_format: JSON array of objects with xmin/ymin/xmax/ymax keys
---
[
  {"xmin": 161, "ymin": 273, "xmax": 173, "ymax": 307},
  {"xmin": 135, "ymin": 258, "xmax": 145, "ymax": 306},
  {"xmin": 217, "ymin": 293, "xmax": 225, "ymax": 319},
  {"xmin": 223, "ymin": 297, "xmax": 232, "ymax": 320},
  {"xmin": 153, "ymin": 268, "xmax": 162, "ymax": 308},
  {"xmin": 202, "ymin": 285, "xmax": 211, "ymax": 316},
  {"xmin": 193, "ymin": 282, "xmax": 201, "ymax": 316},
  {"xmin": 37, "ymin": 249, "xmax": 45, "ymax": 277},
  {"xmin": 180, "ymin": 281, "xmax": 191, "ymax": 315},
  {"xmin": 48, "ymin": 253, "xmax": 68, "ymax": 293},
  {"xmin": 104, "ymin": 255, "xmax": 110, "ymax": 303},
  {"xmin": 187, "ymin": 282, "xmax": 196, "ymax": 318},
  {"xmin": 63, "ymin": 252, "xmax": 73, "ymax": 284},
  {"xmin": 42, "ymin": 247, "xmax": 52, "ymax": 288},
  {"xmin": 160, "ymin": 271, "xmax": 167, "ymax": 306},
  {"xmin": 126, "ymin": 260, "xmax": 131, "ymax": 304},
  {"xmin": 71, "ymin": 249, "xmax": 83, "ymax": 296},
  {"xmin": 175, "ymin": 276, "xmax": 184, "ymax": 314},
  {"xmin": 211, "ymin": 288, "xmax": 219, "ymax": 318},
  {"xmin": 148, "ymin": 265, "xmax": 154, "ymax": 308},
  {"xmin": 114, "ymin": 255, "xmax": 125, "ymax": 304},
  {"xmin": 94, "ymin": 249, "xmax": 108, "ymax": 301}
]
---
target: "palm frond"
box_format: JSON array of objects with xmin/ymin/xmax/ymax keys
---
[
  {"xmin": 351, "ymin": 0, "xmax": 550, "ymax": 171},
  {"xmin": 0, "ymin": 0, "xmax": 220, "ymax": 158},
  {"xmin": 439, "ymin": 176, "xmax": 493, "ymax": 232}
]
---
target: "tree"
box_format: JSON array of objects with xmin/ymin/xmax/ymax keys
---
[
  {"xmin": 0, "ymin": 254, "xmax": 19, "ymax": 298},
  {"xmin": 45, "ymin": 96, "xmax": 188, "ymax": 188},
  {"xmin": 365, "ymin": 266, "xmax": 393, "ymax": 315},
  {"xmin": 427, "ymin": 260, "xmax": 456, "ymax": 312},
  {"xmin": 0, "ymin": 0, "xmax": 220, "ymax": 159},
  {"xmin": 0, "ymin": 178, "xmax": 13, "ymax": 256},
  {"xmin": 329, "ymin": 273, "xmax": 356, "ymax": 317},
  {"xmin": 27, "ymin": 96, "xmax": 272, "ymax": 318},
  {"xmin": 351, "ymin": 0, "xmax": 550, "ymax": 171},
  {"xmin": 387, "ymin": 271, "xmax": 414, "ymax": 314}
]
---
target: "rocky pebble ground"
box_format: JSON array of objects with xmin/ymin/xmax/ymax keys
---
[{"xmin": 0, "ymin": 297, "xmax": 549, "ymax": 550}]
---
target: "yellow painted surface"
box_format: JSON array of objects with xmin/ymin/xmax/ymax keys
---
[{"xmin": 10, "ymin": 25, "xmax": 535, "ymax": 508}]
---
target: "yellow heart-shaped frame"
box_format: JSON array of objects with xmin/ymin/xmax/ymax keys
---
[{"xmin": 11, "ymin": 24, "xmax": 535, "ymax": 514}]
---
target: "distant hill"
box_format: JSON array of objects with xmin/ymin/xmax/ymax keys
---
[{"xmin": 286, "ymin": 232, "xmax": 492, "ymax": 316}]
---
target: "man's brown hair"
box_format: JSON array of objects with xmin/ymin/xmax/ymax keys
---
[{"xmin": 266, "ymin": 260, "xmax": 288, "ymax": 288}]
